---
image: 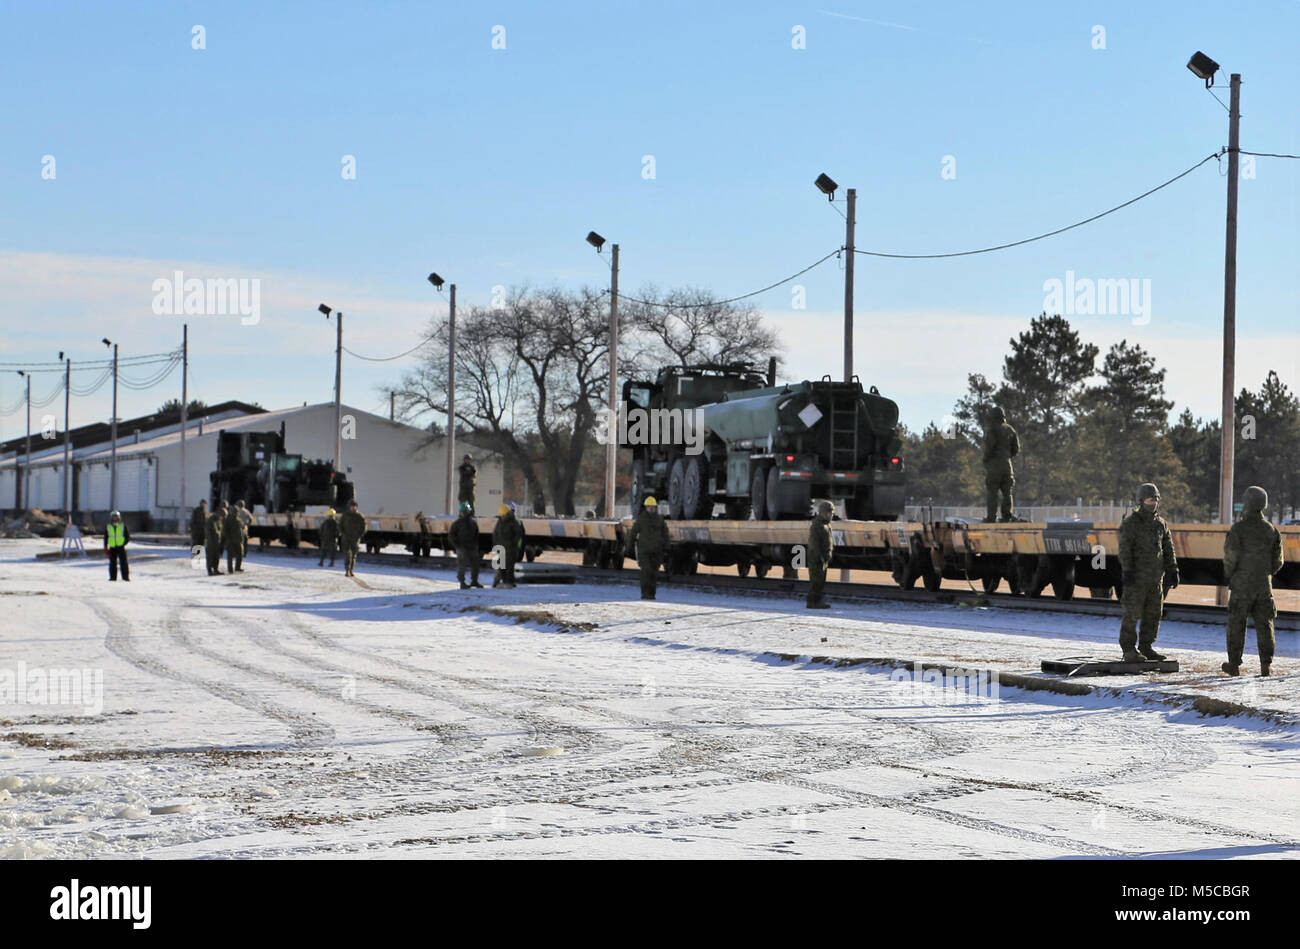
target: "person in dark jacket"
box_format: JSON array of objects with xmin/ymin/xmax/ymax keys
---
[
  {"xmin": 491, "ymin": 504, "xmax": 524, "ymax": 588},
  {"xmin": 982, "ymin": 406, "xmax": 1020, "ymax": 522},
  {"xmin": 1117, "ymin": 482, "xmax": 1178, "ymax": 662},
  {"xmin": 1222, "ymin": 486, "xmax": 1285, "ymax": 676},
  {"xmin": 806, "ymin": 499, "xmax": 834, "ymax": 608},
  {"xmin": 449, "ymin": 502, "xmax": 483, "ymax": 589},
  {"xmin": 205, "ymin": 503, "xmax": 225, "ymax": 575},
  {"xmin": 190, "ymin": 500, "xmax": 208, "ymax": 549},
  {"xmin": 626, "ymin": 496, "xmax": 670, "ymax": 599},
  {"xmin": 413, "ymin": 511, "xmax": 433, "ymax": 561},
  {"xmin": 458, "ymin": 454, "xmax": 477, "ymax": 510},
  {"xmin": 224, "ymin": 501, "xmax": 248, "ymax": 573},
  {"xmin": 105, "ymin": 510, "xmax": 130, "ymax": 581}
]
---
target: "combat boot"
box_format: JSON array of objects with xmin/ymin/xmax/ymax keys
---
[
  {"xmin": 459, "ymin": 581, "xmax": 470, "ymax": 590},
  {"xmin": 1260, "ymin": 659, "xmax": 1272, "ymax": 677},
  {"xmin": 806, "ymin": 601, "xmax": 831, "ymax": 609},
  {"xmin": 1221, "ymin": 661, "xmax": 1240, "ymax": 676},
  {"xmin": 471, "ymin": 581, "xmax": 484, "ymax": 588},
  {"xmin": 1122, "ymin": 650, "xmax": 1145, "ymax": 662},
  {"xmin": 1139, "ymin": 646, "xmax": 1166, "ymax": 661}
]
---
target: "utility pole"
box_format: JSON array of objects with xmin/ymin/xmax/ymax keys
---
[
  {"xmin": 180, "ymin": 324, "xmax": 188, "ymax": 525},
  {"xmin": 109, "ymin": 342, "xmax": 118, "ymax": 512},
  {"xmin": 389, "ymin": 390, "xmax": 395, "ymax": 422},
  {"xmin": 1216, "ymin": 73, "xmax": 1242, "ymax": 605},
  {"xmin": 844, "ymin": 188, "xmax": 857, "ymax": 382},
  {"xmin": 16, "ymin": 372, "xmax": 30, "ymax": 511},
  {"xmin": 333, "ymin": 312, "xmax": 343, "ymax": 474},
  {"xmin": 606, "ymin": 244, "xmax": 619, "ymax": 520},
  {"xmin": 445, "ymin": 284, "xmax": 457, "ymax": 516},
  {"xmin": 62, "ymin": 356, "xmax": 70, "ymax": 513}
]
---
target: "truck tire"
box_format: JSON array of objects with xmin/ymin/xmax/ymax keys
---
[
  {"xmin": 724, "ymin": 498, "xmax": 752, "ymax": 520},
  {"xmin": 765, "ymin": 466, "xmax": 782, "ymax": 519},
  {"xmin": 750, "ymin": 466, "xmax": 768, "ymax": 520},
  {"xmin": 681, "ymin": 455, "xmax": 711, "ymax": 520},
  {"xmin": 631, "ymin": 458, "xmax": 649, "ymax": 510},
  {"xmin": 667, "ymin": 459, "xmax": 686, "ymax": 519}
]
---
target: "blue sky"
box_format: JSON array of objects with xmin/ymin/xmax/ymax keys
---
[{"xmin": 2, "ymin": 0, "xmax": 1297, "ymax": 443}]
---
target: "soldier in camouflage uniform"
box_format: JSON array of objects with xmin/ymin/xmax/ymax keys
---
[
  {"xmin": 190, "ymin": 500, "xmax": 208, "ymax": 548},
  {"xmin": 224, "ymin": 500, "xmax": 248, "ymax": 573},
  {"xmin": 1117, "ymin": 482, "xmax": 1178, "ymax": 662},
  {"xmin": 806, "ymin": 500, "xmax": 835, "ymax": 608},
  {"xmin": 458, "ymin": 454, "xmax": 477, "ymax": 511},
  {"xmin": 339, "ymin": 500, "xmax": 367, "ymax": 577},
  {"xmin": 235, "ymin": 499, "xmax": 253, "ymax": 557},
  {"xmin": 626, "ymin": 496, "xmax": 670, "ymax": 600},
  {"xmin": 318, "ymin": 508, "xmax": 339, "ymax": 566},
  {"xmin": 1222, "ymin": 486, "xmax": 1284, "ymax": 677},
  {"xmin": 982, "ymin": 406, "xmax": 1020, "ymax": 523},
  {"xmin": 205, "ymin": 502, "xmax": 226, "ymax": 575},
  {"xmin": 449, "ymin": 502, "xmax": 483, "ymax": 589}
]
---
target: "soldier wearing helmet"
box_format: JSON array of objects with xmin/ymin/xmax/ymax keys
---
[
  {"xmin": 982, "ymin": 406, "xmax": 1020, "ymax": 523},
  {"xmin": 491, "ymin": 502, "xmax": 524, "ymax": 588},
  {"xmin": 1116, "ymin": 482, "xmax": 1178, "ymax": 662},
  {"xmin": 450, "ymin": 501, "xmax": 483, "ymax": 589},
  {"xmin": 318, "ymin": 508, "xmax": 339, "ymax": 567},
  {"xmin": 458, "ymin": 454, "xmax": 477, "ymax": 511},
  {"xmin": 626, "ymin": 495, "xmax": 670, "ymax": 600},
  {"xmin": 104, "ymin": 510, "xmax": 130, "ymax": 581},
  {"xmin": 1222, "ymin": 486, "xmax": 1284, "ymax": 676},
  {"xmin": 806, "ymin": 499, "xmax": 835, "ymax": 609}
]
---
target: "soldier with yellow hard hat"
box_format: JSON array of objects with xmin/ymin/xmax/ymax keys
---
[
  {"xmin": 626, "ymin": 496, "xmax": 670, "ymax": 600},
  {"xmin": 492, "ymin": 502, "xmax": 524, "ymax": 588}
]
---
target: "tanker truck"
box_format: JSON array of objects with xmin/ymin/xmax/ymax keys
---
[{"xmin": 622, "ymin": 365, "xmax": 904, "ymax": 520}]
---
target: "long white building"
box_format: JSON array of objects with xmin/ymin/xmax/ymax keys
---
[{"xmin": 0, "ymin": 402, "xmax": 502, "ymax": 529}]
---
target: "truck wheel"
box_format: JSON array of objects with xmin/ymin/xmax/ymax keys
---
[
  {"xmin": 750, "ymin": 467, "xmax": 768, "ymax": 520},
  {"xmin": 631, "ymin": 459, "xmax": 648, "ymax": 509},
  {"xmin": 724, "ymin": 498, "xmax": 752, "ymax": 519},
  {"xmin": 667, "ymin": 459, "xmax": 686, "ymax": 519},
  {"xmin": 766, "ymin": 466, "xmax": 782, "ymax": 520},
  {"xmin": 681, "ymin": 455, "xmax": 710, "ymax": 520}
]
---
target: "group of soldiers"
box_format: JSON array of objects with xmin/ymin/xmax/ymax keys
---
[
  {"xmin": 1119, "ymin": 481, "xmax": 1283, "ymax": 676},
  {"xmin": 189, "ymin": 498, "xmax": 253, "ymax": 575},
  {"xmin": 445, "ymin": 453, "xmax": 528, "ymax": 590},
  {"xmin": 313, "ymin": 500, "xmax": 369, "ymax": 576}
]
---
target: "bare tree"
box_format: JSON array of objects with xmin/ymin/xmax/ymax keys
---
[{"xmin": 622, "ymin": 285, "xmax": 782, "ymax": 375}]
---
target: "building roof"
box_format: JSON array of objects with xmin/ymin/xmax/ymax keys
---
[{"xmin": 0, "ymin": 400, "xmax": 263, "ymax": 458}]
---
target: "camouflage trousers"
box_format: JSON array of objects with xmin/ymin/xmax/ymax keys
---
[
  {"xmin": 319, "ymin": 537, "xmax": 337, "ymax": 565},
  {"xmin": 985, "ymin": 472, "xmax": 1014, "ymax": 521},
  {"xmin": 455, "ymin": 546, "xmax": 480, "ymax": 585},
  {"xmin": 1119, "ymin": 580, "xmax": 1164, "ymax": 652},
  {"xmin": 807, "ymin": 561, "xmax": 828, "ymax": 606},
  {"xmin": 638, "ymin": 558, "xmax": 662, "ymax": 598},
  {"xmin": 225, "ymin": 542, "xmax": 243, "ymax": 572},
  {"xmin": 1226, "ymin": 590, "xmax": 1276, "ymax": 666},
  {"xmin": 343, "ymin": 541, "xmax": 359, "ymax": 574}
]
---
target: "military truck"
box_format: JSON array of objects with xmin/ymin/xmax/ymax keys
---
[
  {"xmin": 209, "ymin": 424, "xmax": 353, "ymax": 513},
  {"xmin": 623, "ymin": 364, "xmax": 904, "ymax": 520}
]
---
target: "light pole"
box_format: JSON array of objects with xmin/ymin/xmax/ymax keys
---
[
  {"xmin": 101, "ymin": 338, "xmax": 118, "ymax": 512},
  {"xmin": 180, "ymin": 324, "xmax": 189, "ymax": 526},
  {"xmin": 1187, "ymin": 52, "xmax": 1241, "ymax": 531},
  {"xmin": 318, "ymin": 305, "xmax": 343, "ymax": 474},
  {"xmin": 587, "ymin": 231, "xmax": 618, "ymax": 519},
  {"xmin": 15, "ymin": 371, "xmax": 30, "ymax": 511},
  {"xmin": 428, "ymin": 273, "xmax": 456, "ymax": 515},
  {"xmin": 815, "ymin": 173, "xmax": 855, "ymax": 382}
]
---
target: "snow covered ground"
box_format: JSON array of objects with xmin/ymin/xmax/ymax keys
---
[{"xmin": 1, "ymin": 537, "xmax": 1296, "ymax": 859}]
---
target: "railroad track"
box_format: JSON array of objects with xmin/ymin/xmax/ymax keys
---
[{"xmin": 132, "ymin": 535, "xmax": 1300, "ymax": 632}]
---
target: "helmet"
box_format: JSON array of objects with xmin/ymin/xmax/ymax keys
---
[
  {"xmin": 1137, "ymin": 482, "xmax": 1161, "ymax": 502},
  {"xmin": 815, "ymin": 499, "xmax": 834, "ymax": 517},
  {"xmin": 326, "ymin": 508, "xmax": 335, "ymax": 516},
  {"xmin": 643, "ymin": 496, "xmax": 658, "ymax": 507},
  {"xmin": 1243, "ymin": 485, "xmax": 1268, "ymax": 513},
  {"xmin": 498, "ymin": 504, "xmax": 510, "ymax": 516},
  {"xmin": 459, "ymin": 502, "xmax": 472, "ymax": 514},
  {"xmin": 109, "ymin": 510, "xmax": 121, "ymax": 519}
]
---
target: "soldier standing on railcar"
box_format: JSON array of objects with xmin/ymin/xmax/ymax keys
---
[
  {"xmin": 1117, "ymin": 482, "xmax": 1178, "ymax": 662},
  {"xmin": 982, "ymin": 406, "xmax": 1020, "ymax": 523},
  {"xmin": 1222, "ymin": 486, "xmax": 1284, "ymax": 677}
]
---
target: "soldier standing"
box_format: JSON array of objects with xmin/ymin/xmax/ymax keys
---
[
  {"xmin": 458, "ymin": 454, "xmax": 477, "ymax": 511},
  {"xmin": 339, "ymin": 499, "xmax": 367, "ymax": 577},
  {"xmin": 450, "ymin": 502, "xmax": 483, "ymax": 589},
  {"xmin": 235, "ymin": 499, "xmax": 253, "ymax": 558},
  {"xmin": 105, "ymin": 510, "xmax": 130, "ymax": 581},
  {"xmin": 806, "ymin": 499, "xmax": 834, "ymax": 609},
  {"xmin": 491, "ymin": 503, "xmax": 524, "ymax": 588},
  {"xmin": 224, "ymin": 501, "xmax": 247, "ymax": 573},
  {"xmin": 318, "ymin": 508, "xmax": 339, "ymax": 566},
  {"xmin": 982, "ymin": 406, "xmax": 1020, "ymax": 523},
  {"xmin": 626, "ymin": 496, "xmax": 670, "ymax": 600},
  {"xmin": 414, "ymin": 511, "xmax": 433, "ymax": 561},
  {"xmin": 1222, "ymin": 486, "xmax": 1284, "ymax": 677},
  {"xmin": 190, "ymin": 500, "xmax": 208, "ymax": 551},
  {"xmin": 205, "ymin": 502, "xmax": 226, "ymax": 575},
  {"xmin": 1117, "ymin": 482, "xmax": 1178, "ymax": 662}
]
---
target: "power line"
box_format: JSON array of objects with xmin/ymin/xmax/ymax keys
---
[
  {"xmin": 1241, "ymin": 149, "xmax": 1300, "ymax": 160},
  {"xmin": 854, "ymin": 152, "xmax": 1221, "ymax": 260},
  {"xmin": 342, "ymin": 339, "xmax": 435, "ymax": 362},
  {"xmin": 614, "ymin": 247, "xmax": 843, "ymax": 309}
]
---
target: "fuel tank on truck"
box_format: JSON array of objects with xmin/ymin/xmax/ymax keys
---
[{"xmin": 698, "ymin": 382, "xmax": 820, "ymax": 446}]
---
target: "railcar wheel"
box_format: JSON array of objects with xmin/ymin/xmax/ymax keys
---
[
  {"xmin": 1050, "ymin": 557, "xmax": 1076, "ymax": 600},
  {"xmin": 981, "ymin": 570, "xmax": 1000, "ymax": 594},
  {"xmin": 737, "ymin": 560, "xmax": 751, "ymax": 577},
  {"xmin": 754, "ymin": 561, "xmax": 770, "ymax": 579}
]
